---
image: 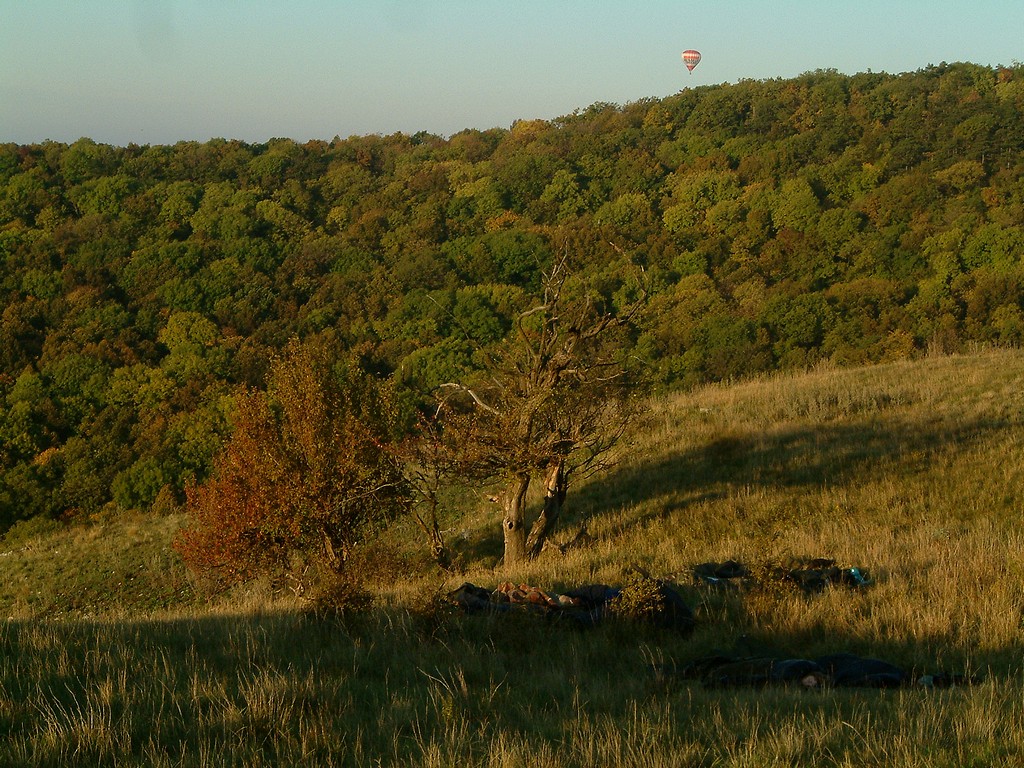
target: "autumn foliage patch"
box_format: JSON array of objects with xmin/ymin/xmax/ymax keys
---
[{"xmin": 175, "ymin": 339, "xmax": 409, "ymax": 592}]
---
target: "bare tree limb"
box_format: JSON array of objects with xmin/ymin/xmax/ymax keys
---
[{"xmin": 436, "ymin": 382, "xmax": 500, "ymax": 416}]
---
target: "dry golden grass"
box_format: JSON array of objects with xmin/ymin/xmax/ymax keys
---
[
  {"xmin": 5, "ymin": 348, "xmax": 1024, "ymax": 765},
  {"xmin": 420, "ymin": 350, "xmax": 1024, "ymax": 650}
]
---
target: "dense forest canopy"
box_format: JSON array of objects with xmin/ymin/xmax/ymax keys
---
[{"xmin": 2, "ymin": 62, "xmax": 1024, "ymax": 531}]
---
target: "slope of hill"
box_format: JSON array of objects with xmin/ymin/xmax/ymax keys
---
[
  {"xmin": 4, "ymin": 350, "xmax": 1024, "ymax": 765},
  {"xmin": 7, "ymin": 347, "xmax": 1024, "ymax": 628}
]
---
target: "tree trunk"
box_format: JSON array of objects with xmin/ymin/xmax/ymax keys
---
[
  {"xmin": 418, "ymin": 515, "xmax": 451, "ymax": 570},
  {"xmin": 428, "ymin": 531, "xmax": 451, "ymax": 571},
  {"xmin": 526, "ymin": 458, "xmax": 566, "ymax": 558},
  {"xmin": 321, "ymin": 525, "xmax": 345, "ymax": 573},
  {"xmin": 501, "ymin": 473, "xmax": 531, "ymax": 564},
  {"xmin": 412, "ymin": 500, "xmax": 452, "ymax": 570}
]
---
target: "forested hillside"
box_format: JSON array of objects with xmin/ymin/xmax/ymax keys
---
[{"xmin": 2, "ymin": 62, "xmax": 1024, "ymax": 531}]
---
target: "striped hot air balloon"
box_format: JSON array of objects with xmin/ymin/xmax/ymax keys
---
[{"xmin": 682, "ymin": 49, "xmax": 701, "ymax": 73}]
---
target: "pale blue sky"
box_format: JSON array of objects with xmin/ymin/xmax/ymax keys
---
[{"xmin": 2, "ymin": 1, "xmax": 1021, "ymax": 146}]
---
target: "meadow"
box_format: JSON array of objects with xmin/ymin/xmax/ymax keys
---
[{"xmin": 3, "ymin": 348, "xmax": 1024, "ymax": 766}]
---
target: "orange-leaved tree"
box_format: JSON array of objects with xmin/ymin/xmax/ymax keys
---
[{"xmin": 175, "ymin": 338, "xmax": 409, "ymax": 592}]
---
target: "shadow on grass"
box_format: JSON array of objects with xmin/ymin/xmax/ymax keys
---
[
  {"xmin": 3, "ymin": 588, "xmax": 1022, "ymax": 766},
  {"xmin": 678, "ymin": 580, "xmax": 1020, "ymax": 677},
  {"xmin": 571, "ymin": 412, "xmax": 1015, "ymax": 536},
  {"xmin": 448, "ymin": 523, "xmax": 505, "ymax": 571}
]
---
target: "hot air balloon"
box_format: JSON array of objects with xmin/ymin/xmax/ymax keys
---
[{"xmin": 682, "ymin": 49, "xmax": 701, "ymax": 73}]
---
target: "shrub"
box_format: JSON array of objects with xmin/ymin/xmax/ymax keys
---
[{"xmin": 175, "ymin": 339, "xmax": 410, "ymax": 592}]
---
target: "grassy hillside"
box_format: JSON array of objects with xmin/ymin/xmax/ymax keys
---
[{"xmin": 3, "ymin": 349, "xmax": 1024, "ymax": 765}]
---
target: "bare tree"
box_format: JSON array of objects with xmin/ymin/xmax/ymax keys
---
[
  {"xmin": 396, "ymin": 413, "xmax": 468, "ymax": 571},
  {"xmin": 436, "ymin": 252, "xmax": 644, "ymax": 564}
]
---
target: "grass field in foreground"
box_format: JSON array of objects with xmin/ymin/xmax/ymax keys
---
[{"xmin": 3, "ymin": 349, "xmax": 1024, "ymax": 766}]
